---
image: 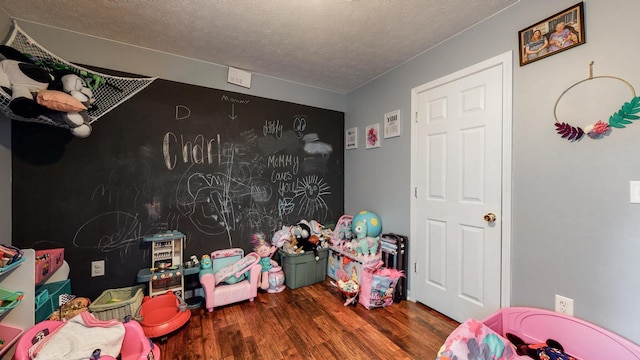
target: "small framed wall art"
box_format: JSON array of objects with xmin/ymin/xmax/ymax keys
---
[
  {"xmin": 518, "ymin": 2, "xmax": 585, "ymax": 66},
  {"xmin": 383, "ymin": 110, "xmax": 401, "ymax": 138},
  {"xmin": 366, "ymin": 123, "xmax": 380, "ymax": 149},
  {"xmin": 346, "ymin": 127, "xmax": 358, "ymax": 149}
]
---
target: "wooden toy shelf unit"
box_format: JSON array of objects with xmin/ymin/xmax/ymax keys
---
[{"xmin": 137, "ymin": 231, "xmax": 197, "ymax": 297}]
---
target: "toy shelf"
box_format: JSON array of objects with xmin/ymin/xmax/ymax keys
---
[
  {"xmin": 0, "ymin": 323, "xmax": 23, "ymax": 358},
  {"xmin": 0, "ymin": 249, "xmax": 35, "ymax": 358},
  {"xmin": 0, "ymin": 259, "xmax": 25, "ymax": 320},
  {"xmin": 0, "ymin": 288, "xmax": 24, "ymax": 318},
  {"xmin": 0, "ymin": 257, "xmax": 25, "ymax": 276}
]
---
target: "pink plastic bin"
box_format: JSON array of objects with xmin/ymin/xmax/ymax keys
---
[
  {"xmin": 35, "ymin": 248, "xmax": 64, "ymax": 285},
  {"xmin": 0, "ymin": 323, "xmax": 23, "ymax": 358},
  {"xmin": 12, "ymin": 318, "xmax": 160, "ymax": 360},
  {"xmin": 482, "ymin": 307, "xmax": 640, "ymax": 360}
]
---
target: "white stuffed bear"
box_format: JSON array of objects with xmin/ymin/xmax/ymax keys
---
[{"xmin": 0, "ymin": 45, "xmax": 94, "ymax": 137}]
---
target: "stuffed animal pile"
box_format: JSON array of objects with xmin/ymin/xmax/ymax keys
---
[
  {"xmin": 328, "ymin": 211, "xmax": 382, "ymax": 261},
  {"xmin": 272, "ymin": 220, "xmax": 332, "ymax": 260},
  {"xmin": 0, "ymin": 45, "xmax": 97, "ymax": 137}
]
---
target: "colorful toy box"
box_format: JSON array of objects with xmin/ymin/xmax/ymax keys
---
[{"xmin": 327, "ymin": 246, "xmax": 364, "ymax": 283}]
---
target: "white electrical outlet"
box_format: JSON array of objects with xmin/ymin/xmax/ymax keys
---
[
  {"xmin": 91, "ymin": 260, "xmax": 105, "ymax": 277},
  {"xmin": 555, "ymin": 294, "xmax": 574, "ymax": 316}
]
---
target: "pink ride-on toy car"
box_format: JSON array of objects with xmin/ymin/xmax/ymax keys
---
[{"xmin": 12, "ymin": 312, "xmax": 160, "ymax": 360}]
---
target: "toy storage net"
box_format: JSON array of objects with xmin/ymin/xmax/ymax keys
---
[{"xmin": 1, "ymin": 20, "xmax": 157, "ymax": 128}]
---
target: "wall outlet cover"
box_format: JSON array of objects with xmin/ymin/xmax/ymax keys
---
[
  {"xmin": 555, "ymin": 294, "xmax": 574, "ymax": 316},
  {"xmin": 91, "ymin": 260, "xmax": 105, "ymax": 277}
]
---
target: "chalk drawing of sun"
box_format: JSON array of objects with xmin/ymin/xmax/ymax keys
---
[{"xmin": 294, "ymin": 175, "xmax": 331, "ymax": 219}]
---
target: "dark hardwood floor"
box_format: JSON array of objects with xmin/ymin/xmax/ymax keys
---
[{"xmin": 157, "ymin": 278, "xmax": 459, "ymax": 360}]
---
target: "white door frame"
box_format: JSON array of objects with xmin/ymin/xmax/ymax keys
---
[{"xmin": 409, "ymin": 51, "xmax": 513, "ymax": 309}]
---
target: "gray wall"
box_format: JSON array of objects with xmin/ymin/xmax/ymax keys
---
[
  {"xmin": 3, "ymin": 0, "xmax": 640, "ymax": 345},
  {"xmin": 14, "ymin": 22, "xmax": 346, "ymax": 113},
  {"xmin": 345, "ymin": 0, "xmax": 640, "ymax": 343}
]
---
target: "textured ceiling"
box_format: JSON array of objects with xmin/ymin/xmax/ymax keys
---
[{"xmin": 0, "ymin": 0, "xmax": 516, "ymax": 93}]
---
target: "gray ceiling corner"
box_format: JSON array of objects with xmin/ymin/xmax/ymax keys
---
[{"xmin": 0, "ymin": 0, "xmax": 516, "ymax": 93}]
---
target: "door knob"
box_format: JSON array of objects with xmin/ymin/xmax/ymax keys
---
[{"xmin": 484, "ymin": 213, "xmax": 496, "ymax": 223}]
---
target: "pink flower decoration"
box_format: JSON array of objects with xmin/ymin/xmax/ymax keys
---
[
  {"xmin": 466, "ymin": 318, "xmax": 483, "ymax": 337},
  {"xmin": 592, "ymin": 120, "xmax": 609, "ymax": 134},
  {"xmin": 367, "ymin": 128, "xmax": 378, "ymax": 145}
]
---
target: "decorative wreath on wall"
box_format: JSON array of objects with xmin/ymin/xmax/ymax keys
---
[{"xmin": 554, "ymin": 62, "xmax": 640, "ymax": 141}]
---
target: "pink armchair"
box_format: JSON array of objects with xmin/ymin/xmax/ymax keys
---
[{"xmin": 199, "ymin": 248, "xmax": 262, "ymax": 312}]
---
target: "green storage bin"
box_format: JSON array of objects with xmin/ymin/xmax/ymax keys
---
[
  {"xmin": 35, "ymin": 279, "xmax": 71, "ymax": 323},
  {"xmin": 278, "ymin": 248, "xmax": 328, "ymax": 289}
]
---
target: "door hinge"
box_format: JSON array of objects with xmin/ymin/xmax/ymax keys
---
[
  {"xmin": 414, "ymin": 187, "xmax": 418, "ymax": 198},
  {"xmin": 414, "ymin": 262, "xmax": 417, "ymax": 273},
  {"xmin": 415, "ymin": 111, "xmax": 418, "ymax": 123}
]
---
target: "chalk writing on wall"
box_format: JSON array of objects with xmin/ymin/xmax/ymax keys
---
[{"xmin": 12, "ymin": 78, "xmax": 343, "ymax": 298}]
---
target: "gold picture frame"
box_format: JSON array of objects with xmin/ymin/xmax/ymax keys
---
[{"xmin": 519, "ymin": 2, "xmax": 585, "ymax": 66}]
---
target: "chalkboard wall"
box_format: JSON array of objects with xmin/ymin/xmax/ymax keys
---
[{"xmin": 12, "ymin": 78, "xmax": 344, "ymax": 298}]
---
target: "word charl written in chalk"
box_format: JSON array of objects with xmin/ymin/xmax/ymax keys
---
[{"xmin": 163, "ymin": 132, "xmax": 223, "ymax": 170}]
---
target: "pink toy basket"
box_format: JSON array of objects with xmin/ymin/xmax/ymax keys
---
[{"xmin": 358, "ymin": 261, "xmax": 404, "ymax": 310}]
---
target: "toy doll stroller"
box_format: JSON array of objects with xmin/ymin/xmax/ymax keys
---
[{"xmin": 331, "ymin": 269, "xmax": 359, "ymax": 306}]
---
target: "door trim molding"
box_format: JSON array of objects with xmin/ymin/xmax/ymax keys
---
[{"xmin": 409, "ymin": 51, "xmax": 513, "ymax": 308}]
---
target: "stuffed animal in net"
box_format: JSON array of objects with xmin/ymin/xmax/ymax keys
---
[
  {"xmin": 506, "ymin": 333, "xmax": 577, "ymax": 360},
  {"xmin": 0, "ymin": 45, "xmax": 94, "ymax": 137}
]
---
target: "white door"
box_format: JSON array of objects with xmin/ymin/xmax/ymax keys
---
[{"xmin": 410, "ymin": 53, "xmax": 512, "ymax": 322}]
